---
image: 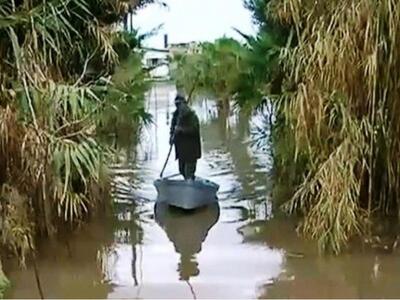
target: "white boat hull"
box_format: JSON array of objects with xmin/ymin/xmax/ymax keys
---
[{"xmin": 153, "ymin": 177, "xmax": 219, "ymax": 210}]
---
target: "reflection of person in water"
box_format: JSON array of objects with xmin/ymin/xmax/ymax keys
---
[
  {"xmin": 154, "ymin": 203, "xmax": 220, "ymax": 281},
  {"xmin": 178, "ymin": 254, "xmax": 199, "ymax": 281}
]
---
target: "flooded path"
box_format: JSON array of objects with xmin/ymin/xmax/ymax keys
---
[{"xmin": 5, "ymin": 83, "xmax": 400, "ymax": 298}]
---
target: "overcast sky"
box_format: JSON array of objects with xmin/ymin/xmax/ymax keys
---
[{"xmin": 131, "ymin": 0, "xmax": 256, "ymax": 48}]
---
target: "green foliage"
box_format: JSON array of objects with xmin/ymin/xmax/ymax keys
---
[
  {"xmin": 0, "ymin": 265, "xmax": 10, "ymax": 299},
  {"xmin": 263, "ymin": 0, "xmax": 400, "ymax": 253},
  {"xmin": 244, "ymin": 0, "xmax": 269, "ymax": 26},
  {"xmin": 99, "ymin": 52, "xmax": 152, "ymax": 131},
  {"xmin": 171, "ymin": 0, "xmax": 292, "ymax": 110},
  {"xmin": 113, "ymin": 31, "xmax": 141, "ymax": 60},
  {"xmin": 0, "ymin": 0, "xmax": 153, "ymax": 265},
  {"xmin": 172, "ymin": 37, "xmax": 246, "ymax": 108},
  {"xmin": 0, "ymin": 184, "xmax": 33, "ymax": 268},
  {"xmin": 234, "ymin": 31, "xmax": 286, "ymax": 110}
]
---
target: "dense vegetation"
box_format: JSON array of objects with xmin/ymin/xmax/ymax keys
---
[
  {"xmin": 0, "ymin": 0, "xmax": 154, "ymax": 288},
  {"xmin": 270, "ymin": 0, "xmax": 400, "ymax": 253},
  {"xmin": 2, "ymin": 0, "xmax": 399, "ymax": 292},
  {"xmin": 172, "ymin": 0, "xmax": 400, "ymax": 254}
]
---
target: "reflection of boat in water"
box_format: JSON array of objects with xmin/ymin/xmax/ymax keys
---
[
  {"xmin": 154, "ymin": 202, "xmax": 220, "ymax": 280},
  {"xmin": 153, "ymin": 176, "xmax": 219, "ymax": 210}
]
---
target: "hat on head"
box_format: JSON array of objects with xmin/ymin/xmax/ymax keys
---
[{"xmin": 174, "ymin": 93, "xmax": 186, "ymax": 103}]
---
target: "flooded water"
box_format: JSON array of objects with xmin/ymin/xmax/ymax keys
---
[{"xmin": 5, "ymin": 83, "xmax": 400, "ymax": 298}]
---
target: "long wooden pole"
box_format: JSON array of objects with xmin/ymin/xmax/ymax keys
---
[{"xmin": 27, "ymin": 235, "xmax": 44, "ymax": 299}]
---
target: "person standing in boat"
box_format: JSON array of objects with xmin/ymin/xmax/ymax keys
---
[{"xmin": 169, "ymin": 93, "xmax": 201, "ymax": 181}]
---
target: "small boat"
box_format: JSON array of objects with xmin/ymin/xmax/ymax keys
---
[{"xmin": 153, "ymin": 176, "xmax": 219, "ymax": 210}]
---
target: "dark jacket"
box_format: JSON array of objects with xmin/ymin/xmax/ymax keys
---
[{"xmin": 170, "ymin": 103, "xmax": 201, "ymax": 161}]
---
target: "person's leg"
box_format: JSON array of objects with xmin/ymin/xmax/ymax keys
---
[
  {"xmin": 185, "ymin": 160, "xmax": 197, "ymax": 180},
  {"xmin": 178, "ymin": 160, "xmax": 185, "ymax": 178},
  {"xmin": 182, "ymin": 162, "xmax": 190, "ymax": 180}
]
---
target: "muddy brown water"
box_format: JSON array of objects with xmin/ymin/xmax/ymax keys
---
[{"xmin": 5, "ymin": 83, "xmax": 400, "ymax": 299}]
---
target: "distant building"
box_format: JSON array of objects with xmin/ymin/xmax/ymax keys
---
[
  {"xmin": 168, "ymin": 41, "xmax": 201, "ymax": 57},
  {"xmin": 142, "ymin": 35, "xmax": 201, "ymax": 80},
  {"xmin": 143, "ymin": 50, "xmax": 170, "ymax": 79}
]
